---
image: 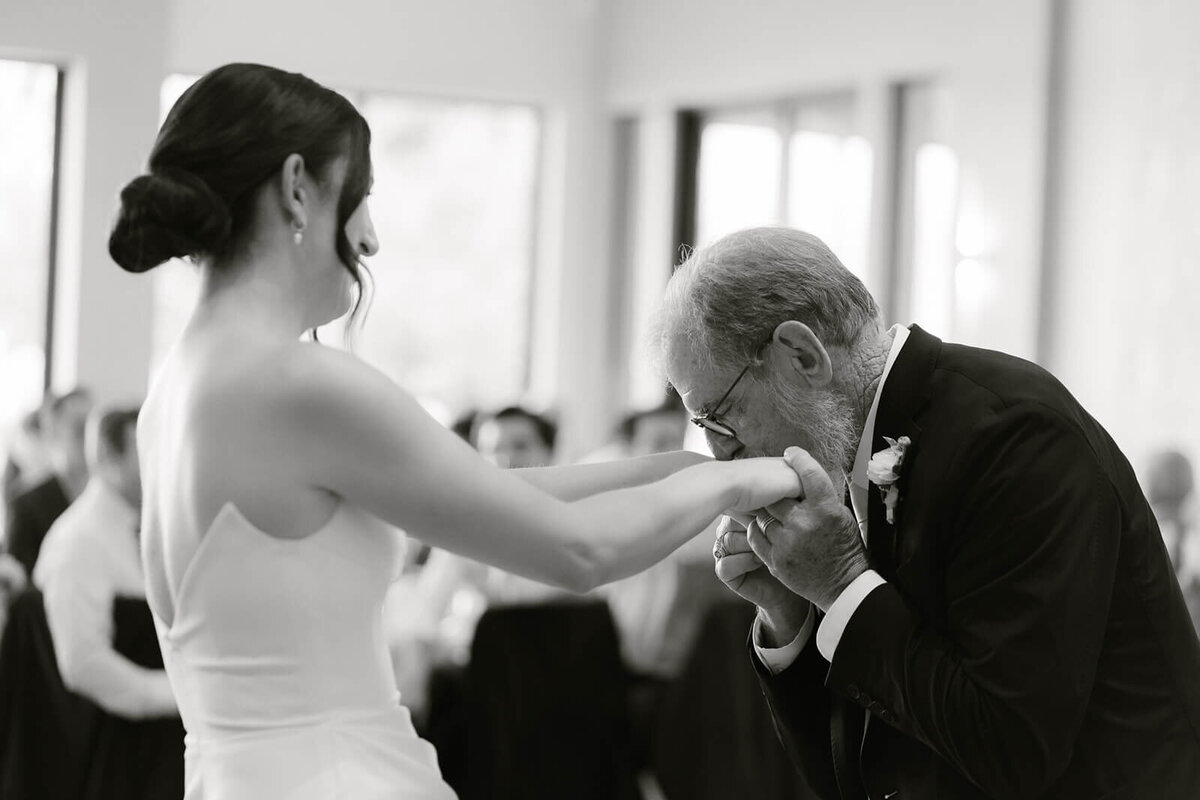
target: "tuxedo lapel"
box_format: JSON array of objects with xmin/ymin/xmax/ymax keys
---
[{"xmin": 865, "ymin": 325, "xmax": 940, "ymax": 579}]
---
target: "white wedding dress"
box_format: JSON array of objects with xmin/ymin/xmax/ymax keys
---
[{"xmin": 149, "ymin": 500, "xmax": 457, "ymax": 799}]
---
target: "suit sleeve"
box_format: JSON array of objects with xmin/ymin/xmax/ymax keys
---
[
  {"xmin": 749, "ymin": 618, "xmax": 841, "ymax": 799},
  {"xmin": 824, "ymin": 403, "xmax": 1122, "ymax": 796}
]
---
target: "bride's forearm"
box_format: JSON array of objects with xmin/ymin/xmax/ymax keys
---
[
  {"xmin": 513, "ymin": 450, "xmax": 710, "ymax": 501},
  {"xmin": 568, "ymin": 460, "xmax": 738, "ymax": 589}
]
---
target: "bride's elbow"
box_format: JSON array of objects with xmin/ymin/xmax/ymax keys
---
[{"xmin": 553, "ymin": 535, "xmax": 609, "ymax": 594}]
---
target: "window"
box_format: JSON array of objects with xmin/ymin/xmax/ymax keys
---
[
  {"xmin": 348, "ymin": 95, "xmax": 540, "ymax": 417},
  {"xmin": 147, "ymin": 75, "xmax": 203, "ymax": 377},
  {"xmin": 693, "ymin": 94, "xmax": 873, "ymax": 278},
  {"xmin": 695, "ymin": 111, "xmax": 783, "ymax": 249},
  {"xmin": 0, "ymin": 59, "xmax": 61, "ymax": 451},
  {"xmin": 892, "ymin": 82, "xmax": 961, "ymax": 337},
  {"xmin": 151, "ymin": 77, "xmax": 541, "ymax": 420}
]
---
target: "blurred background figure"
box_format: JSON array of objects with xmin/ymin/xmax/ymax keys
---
[
  {"xmin": 3, "ymin": 408, "xmax": 51, "ymax": 511},
  {"xmin": 1147, "ymin": 448, "xmax": 1199, "ymax": 634},
  {"xmin": 625, "ymin": 404, "xmax": 690, "ymax": 461},
  {"xmin": 33, "ymin": 405, "xmax": 182, "ymax": 799},
  {"xmin": 593, "ymin": 395, "xmax": 729, "ymax": 793},
  {"xmin": 471, "ymin": 406, "xmax": 583, "ymax": 605},
  {"xmin": 472, "ymin": 405, "xmax": 557, "ymax": 470},
  {"xmin": 390, "ymin": 404, "xmax": 566, "ymax": 657},
  {"xmin": 596, "ymin": 394, "xmax": 715, "ymax": 678},
  {"xmin": 3, "ymin": 388, "xmax": 93, "ymax": 578}
]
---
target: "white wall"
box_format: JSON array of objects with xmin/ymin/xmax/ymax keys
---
[
  {"xmin": 1046, "ymin": 0, "xmax": 1200, "ymax": 471},
  {"xmin": 604, "ymin": 0, "xmax": 1053, "ymax": 362},
  {"xmin": 1, "ymin": 0, "xmax": 167, "ymax": 408}
]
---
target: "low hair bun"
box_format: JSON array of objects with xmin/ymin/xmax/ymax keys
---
[{"xmin": 108, "ymin": 166, "xmax": 232, "ymax": 273}]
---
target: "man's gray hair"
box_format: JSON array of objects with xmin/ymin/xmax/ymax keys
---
[{"xmin": 656, "ymin": 227, "xmax": 880, "ymax": 372}]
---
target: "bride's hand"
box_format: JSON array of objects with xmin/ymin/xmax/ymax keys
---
[{"xmin": 722, "ymin": 456, "xmax": 803, "ymax": 514}]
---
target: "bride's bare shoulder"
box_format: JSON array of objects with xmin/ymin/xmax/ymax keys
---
[{"xmin": 196, "ymin": 340, "xmax": 405, "ymax": 423}]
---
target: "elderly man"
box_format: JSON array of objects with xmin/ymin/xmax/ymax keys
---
[{"xmin": 659, "ymin": 227, "xmax": 1200, "ymax": 799}]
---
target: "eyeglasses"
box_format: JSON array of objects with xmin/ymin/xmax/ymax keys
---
[{"xmin": 690, "ymin": 363, "xmax": 753, "ymax": 440}]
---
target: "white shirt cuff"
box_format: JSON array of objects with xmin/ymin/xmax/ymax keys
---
[
  {"xmin": 816, "ymin": 570, "xmax": 887, "ymax": 662},
  {"xmin": 752, "ymin": 603, "xmax": 815, "ymax": 675}
]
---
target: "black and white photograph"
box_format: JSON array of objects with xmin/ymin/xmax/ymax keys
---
[{"xmin": 1, "ymin": 1, "xmax": 1199, "ymax": 798}]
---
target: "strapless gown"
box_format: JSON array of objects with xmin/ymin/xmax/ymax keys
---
[{"xmin": 150, "ymin": 501, "xmax": 457, "ymax": 799}]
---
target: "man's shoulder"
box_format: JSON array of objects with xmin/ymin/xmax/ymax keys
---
[
  {"xmin": 933, "ymin": 340, "xmax": 1069, "ymax": 408},
  {"xmin": 37, "ymin": 495, "xmax": 106, "ymax": 573},
  {"xmin": 906, "ymin": 335, "xmax": 1114, "ymax": 476},
  {"xmin": 917, "ymin": 338, "xmax": 1101, "ymax": 446}
]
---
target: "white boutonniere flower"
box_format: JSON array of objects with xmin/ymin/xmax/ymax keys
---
[{"xmin": 867, "ymin": 435, "xmax": 912, "ymax": 524}]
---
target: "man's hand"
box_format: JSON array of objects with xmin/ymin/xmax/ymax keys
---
[
  {"xmin": 713, "ymin": 515, "xmax": 811, "ymax": 646},
  {"xmin": 747, "ymin": 447, "xmax": 871, "ymax": 612}
]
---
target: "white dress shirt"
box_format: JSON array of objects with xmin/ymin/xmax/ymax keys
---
[
  {"xmin": 33, "ymin": 479, "xmax": 177, "ymax": 718},
  {"xmin": 755, "ymin": 325, "xmax": 910, "ymax": 673}
]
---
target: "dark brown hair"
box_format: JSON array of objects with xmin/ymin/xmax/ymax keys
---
[{"xmin": 108, "ymin": 63, "xmax": 372, "ymax": 318}]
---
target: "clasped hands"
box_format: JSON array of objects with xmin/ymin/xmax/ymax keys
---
[{"xmin": 715, "ymin": 447, "xmax": 870, "ymax": 644}]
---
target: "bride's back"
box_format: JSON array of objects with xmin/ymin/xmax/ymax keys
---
[
  {"xmin": 140, "ymin": 326, "xmax": 407, "ymax": 712},
  {"xmin": 139, "ymin": 324, "xmax": 347, "ymax": 623}
]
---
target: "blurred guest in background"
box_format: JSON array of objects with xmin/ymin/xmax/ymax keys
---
[
  {"xmin": 622, "ymin": 396, "xmax": 691, "ymax": 463},
  {"xmin": 1147, "ymin": 449, "xmax": 1199, "ymax": 634},
  {"xmin": 3, "ymin": 407, "xmax": 52, "ymax": 511},
  {"xmin": 0, "ymin": 551, "xmax": 27, "ymax": 654},
  {"xmin": 470, "ymin": 406, "xmax": 578, "ymax": 605},
  {"xmin": 595, "ymin": 395, "xmax": 734, "ymax": 793},
  {"xmin": 600, "ymin": 395, "xmax": 723, "ymax": 679},
  {"xmin": 35, "ymin": 406, "xmax": 177, "ymax": 717},
  {"xmin": 395, "ymin": 404, "xmax": 566, "ymax": 668},
  {"xmin": 471, "ymin": 405, "xmax": 557, "ymax": 470},
  {"xmin": 4, "ymin": 388, "xmax": 93, "ymax": 577},
  {"xmin": 34, "ymin": 405, "xmax": 182, "ymax": 799}
]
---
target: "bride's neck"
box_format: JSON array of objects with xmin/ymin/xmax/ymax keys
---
[{"xmin": 197, "ymin": 253, "xmax": 316, "ymax": 340}]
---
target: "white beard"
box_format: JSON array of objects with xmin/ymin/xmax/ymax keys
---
[{"xmin": 772, "ymin": 379, "xmax": 860, "ymax": 480}]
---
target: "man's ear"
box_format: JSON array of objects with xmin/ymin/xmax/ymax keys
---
[
  {"xmin": 765, "ymin": 320, "xmax": 833, "ymax": 388},
  {"xmin": 278, "ymin": 153, "xmax": 308, "ymax": 231}
]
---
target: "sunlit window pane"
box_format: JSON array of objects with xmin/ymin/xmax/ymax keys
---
[
  {"xmin": 788, "ymin": 131, "xmax": 873, "ymax": 279},
  {"xmin": 351, "ymin": 96, "xmax": 540, "ymax": 414},
  {"xmin": 909, "ymin": 142, "xmax": 960, "ymax": 336},
  {"xmin": 0, "ymin": 59, "xmax": 58, "ymax": 440},
  {"xmin": 148, "ymin": 75, "xmax": 202, "ymax": 379},
  {"xmin": 695, "ymin": 121, "xmax": 782, "ymax": 247}
]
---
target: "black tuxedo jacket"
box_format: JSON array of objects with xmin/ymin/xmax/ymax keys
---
[
  {"xmin": 5, "ymin": 476, "xmax": 69, "ymax": 577},
  {"xmin": 753, "ymin": 326, "xmax": 1200, "ymax": 799}
]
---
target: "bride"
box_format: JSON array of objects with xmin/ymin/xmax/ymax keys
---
[{"xmin": 109, "ymin": 62, "xmax": 802, "ymax": 799}]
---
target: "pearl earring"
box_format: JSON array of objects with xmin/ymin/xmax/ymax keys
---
[{"xmin": 293, "ymin": 227, "xmax": 304, "ymax": 246}]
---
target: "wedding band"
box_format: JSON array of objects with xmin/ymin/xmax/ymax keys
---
[
  {"xmin": 712, "ymin": 537, "xmax": 728, "ymax": 559},
  {"xmin": 755, "ymin": 510, "xmax": 781, "ymax": 534}
]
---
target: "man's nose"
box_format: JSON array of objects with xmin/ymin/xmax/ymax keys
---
[{"xmin": 706, "ymin": 431, "xmax": 744, "ymax": 461}]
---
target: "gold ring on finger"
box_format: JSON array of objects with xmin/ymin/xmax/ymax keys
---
[{"xmin": 755, "ymin": 510, "xmax": 781, "ymax": 535}]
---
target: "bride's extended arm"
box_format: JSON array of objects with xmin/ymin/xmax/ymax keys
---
[
  {"xmin": 512, "ymin": 450, "xmax": 710, "ymax": 501},
  {"xmin": 277, "ymin": 348, "xmax": 798, "ymax": 592}
]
